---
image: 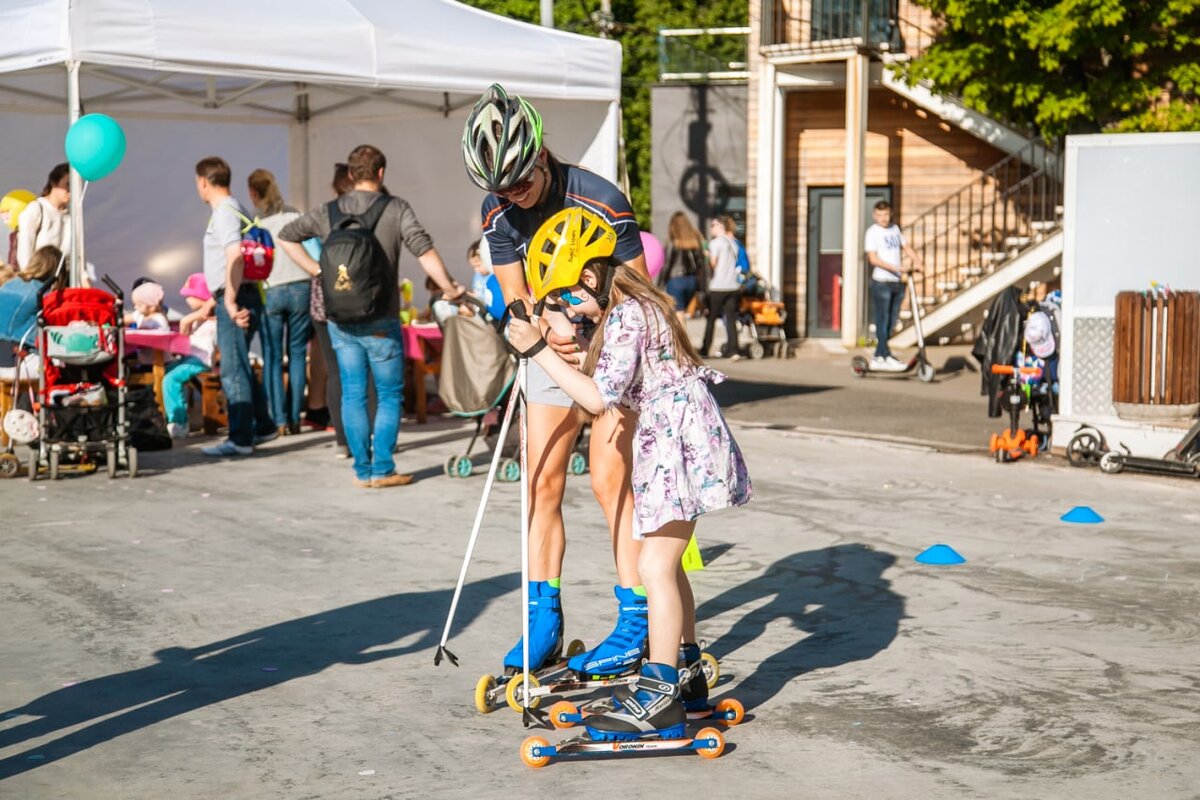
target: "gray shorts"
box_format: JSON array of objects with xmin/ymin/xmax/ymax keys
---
[{"xmin": 525, "ymin": 358, "xmax": 575, "ymax": 408}]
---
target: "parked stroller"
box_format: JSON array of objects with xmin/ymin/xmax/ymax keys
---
[
  {"xmin": 736, "ymin": 273, "xmax": 788, "ymax": 359},
  {"xmin": 437, "ymin": 295, "xmax": 589, "ymax": 479},
  {"xmin": 27, "ymin": 278, "xmax": 136, "ymax": 480}
]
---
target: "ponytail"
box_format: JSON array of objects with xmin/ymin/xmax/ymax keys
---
[{"xmin": 247, "ymin": 168, "xmax": 286, "ymax": 216}]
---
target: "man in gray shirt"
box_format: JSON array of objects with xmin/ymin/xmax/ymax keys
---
[
  {"xmin": 701, "ymin": 217, "xmax": 742, "ymax": 359},
  {"xmin": 277, "ymin": 144, "xmax": 462, "ymax": 488},
  {"xmin": 187, "ymin": 156, "xmax": 276, "ymax": 457}
]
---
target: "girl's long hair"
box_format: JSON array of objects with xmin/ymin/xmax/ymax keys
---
[
  {"xmin": 579, "ymin": 261, "xmax": 704, "ymax": 418},
  {"xmin": 41, "ymin": 163, "xmax": 70, "ymax": 197},
  {"xmin": 668, "ymin": 212, "xmax": 703, "ymax": 249},
  {"xmin": 247, "ymin": 169, "xmax": 286, "ymax": 216}
]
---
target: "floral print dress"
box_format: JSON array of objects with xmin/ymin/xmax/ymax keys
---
[{"xmin": 592, "ymin": 299, "xmax": 752, "ymax": 538}]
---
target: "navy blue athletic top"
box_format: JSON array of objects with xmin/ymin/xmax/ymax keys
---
[{"xmin": 481, "ymin": 155, "xmax": 643, "ymax": 268}]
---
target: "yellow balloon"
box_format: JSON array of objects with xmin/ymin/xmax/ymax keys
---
[{"xmin": 1, "ymin": 189, "xmax": 37, "ymax": 231}]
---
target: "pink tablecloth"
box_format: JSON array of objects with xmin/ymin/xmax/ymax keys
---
[
  {"xmin": 402, "ymin": 323, "xmax": 443, "ymax": 362},
  {"xmin": 124, "ymin": 329, "xmax": 193, "ymax": 357}
]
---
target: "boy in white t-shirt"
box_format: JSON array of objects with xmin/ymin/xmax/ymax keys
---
[{"xmin": 864, "ymin": 200, "xmax": 923, "ymax": 369}]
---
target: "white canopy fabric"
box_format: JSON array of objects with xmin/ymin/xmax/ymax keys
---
[{"xmin": 0, "ymin": 0, "xmax": 622, "ymax": 300}]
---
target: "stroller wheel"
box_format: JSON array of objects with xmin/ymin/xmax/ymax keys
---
[
  {"xmin": 499, "ymin": 458, "xmax": 520, "ymax": 482},
  {"xmin": 455, "ymin": 455, "xmax": 473, "ymax": 478},
  {"xmin": 568, "ymin": 452, "xmax": 588, "ymax": 476},
  {"xmin": 444, "ymin": 455, "xmax": 460, "ymax": 478},
  {"xmin": 747, "ymin": 341, "xmax": 765, "ymax": 360},
  {"xmin": 0, "ymin": 452, "xmax": 19, "ymax": 479}
]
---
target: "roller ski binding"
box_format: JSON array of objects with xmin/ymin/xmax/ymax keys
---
[
  {"xmin": 520, "ymin": 663, "xmax": 728, "ymax": 768},
  {"xmin": 546, "ymin": 643, "xmax": 742, "ymax": 729},
  {"xmin": 475, "ymin": 581, "xmax": 584, "ymax": 714}
]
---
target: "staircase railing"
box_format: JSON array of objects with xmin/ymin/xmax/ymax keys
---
[{"xmin": 902, "ymin": 141, "xmax": 1063, "ymax": 310}]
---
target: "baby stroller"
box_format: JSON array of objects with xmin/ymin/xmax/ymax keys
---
[
  {"xmin": 27, "ymin": 278, "xmax": 136, "ymax": 480},
  {"xmin": 735, "ymin": 273, "xmax": 788, "ymax": 359},
  {"xmin": 438, "ymin": 295, "xmax": 589, "ymax": 479},
  {"xmin": 437, "ymin": 294, "xmax": 521, "ymax": 479}
]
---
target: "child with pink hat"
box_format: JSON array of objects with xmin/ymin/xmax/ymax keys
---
[{"xmin": 161, "ymin": 272, "xmax": 217, "ymax": 439}]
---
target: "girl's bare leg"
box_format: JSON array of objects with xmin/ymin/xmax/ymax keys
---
[{"xmin": 638, "ymin": 520, "xmax": 696, "ymax": 664}]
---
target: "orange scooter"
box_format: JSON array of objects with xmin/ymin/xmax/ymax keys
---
[{"xmin": 988, "ymin": 364, "xmax": 1045, "ymax": 462}]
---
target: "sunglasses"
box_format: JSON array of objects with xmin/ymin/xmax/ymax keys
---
[{"xmin": 496, "ymin": 165, "xmax": 541, "ymax": 198}]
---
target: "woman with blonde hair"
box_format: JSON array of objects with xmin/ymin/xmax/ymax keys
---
[
  {"xmin": 247, "ymin": 168, "xmax": 311, "ymax": 436},
  {"xmin": 658, "ymin": 211, "xmax": 706, "ymax": 323}
]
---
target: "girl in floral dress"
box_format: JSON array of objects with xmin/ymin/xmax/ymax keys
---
[{"xmin": 508, "ymin": 208, "xmax": 752, "ymax": 742}]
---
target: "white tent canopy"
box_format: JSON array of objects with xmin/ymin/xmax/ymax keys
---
[{"xmin": 0, "ymin": 0, "xmax": 622, "ymax": 297}]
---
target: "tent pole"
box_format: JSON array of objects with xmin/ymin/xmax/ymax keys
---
[
  {"xmin": 66, "ymin": 60, "xmax": 86, "ymax": 287},
  {"xmin": 540, "ymin": 1, "xmax": 553, "ymax": 27}
]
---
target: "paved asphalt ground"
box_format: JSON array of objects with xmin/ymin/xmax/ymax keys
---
[{"xmin": 2, "ymin": 342, "xmax": 1198, "ymax": 799}]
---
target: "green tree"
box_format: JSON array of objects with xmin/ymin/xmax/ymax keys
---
[
  {"xmin": 458, "ymin": 1, "xmax": 747, "ymax": 230},
  {"xmin": 901, "ymin": 0, "xmax": 1200, "ymax": 138}
]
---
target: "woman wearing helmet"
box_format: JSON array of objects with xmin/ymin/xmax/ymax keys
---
[
  {"xmin": 464, "ymin": 84, "xmax": 649, "ymax": 680},
  {"xmin": 508, "ymin": 207, "xmax": 752, "ymax": 741}
]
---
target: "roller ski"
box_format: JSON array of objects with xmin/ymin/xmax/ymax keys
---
[
  {"xmin": 519, "ymin": 663, "xmax": 728, "ymax": 768},
  {"xmin": 546, "ymin": 643, "xmax": 741, "ymax": 728},
  {"xmin": 475, "ymin": 580, "xmax": 584, "ymax": 714}
]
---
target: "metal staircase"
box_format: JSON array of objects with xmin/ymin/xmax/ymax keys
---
[{"xmin": 887, "ymin": 140, "xmax": 1064, "ymax": 348}]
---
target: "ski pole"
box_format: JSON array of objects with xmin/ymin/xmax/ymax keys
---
[{"xmin": 434, "ymin": 378, "xmax": 522, "ymax": 667}]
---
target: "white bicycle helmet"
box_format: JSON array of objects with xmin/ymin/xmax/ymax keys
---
[{"xmin": 462, "ymin": 84, "xmax": 543, "ymax": 193}]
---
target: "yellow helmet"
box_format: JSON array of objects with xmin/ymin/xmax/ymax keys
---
[
  {"xmin": 1, "ymin": 189, "xmax": 36, "ymax": 231},
  {"xmin": 525, "ymin": 207, "xmax": 617, "ymax": 302}
]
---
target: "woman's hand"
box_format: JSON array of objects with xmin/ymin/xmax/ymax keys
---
[{"xmin": 506, "ymin": 315, "xmax": 544, "ymax": 354}]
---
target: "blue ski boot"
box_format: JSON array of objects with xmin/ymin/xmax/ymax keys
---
[
  {"xmin": 585, "ymin": 662, "xmax": 686, "ymax": 741},
  {"xmin": 678, "ymin": 642, "xmax": 710, "ymax": 712},
  {"xmin": 567, "ymin": 585, "xmax": 648, "ymax": 677},
  {"xmin": 502, "ymin": 580, "xmax": 564, "ymax": 675}
]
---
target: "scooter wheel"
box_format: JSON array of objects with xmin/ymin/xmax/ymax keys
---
[
  {"xmin": 917, "ymin": 361, "xmax": 935, "ymax": 383},
  {"xmin": 850, "ymin": 356, "xmax": 869, "ymax": 378},
  {"xmin": 1099, "ymin": 451, "xmax": 1123, "ymax": 474}
]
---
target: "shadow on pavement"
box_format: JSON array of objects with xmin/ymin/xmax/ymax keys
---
[
  {"xmin": 0, "ymin": 572, "xmax": 519, "ymax": 778},
  {"xmin": 697, "ymin": 544, "xmax": 904, "ymax": 710},
  {"xmin": 710, "ymin": 379, "xmax": 839, "ymax": 409}
]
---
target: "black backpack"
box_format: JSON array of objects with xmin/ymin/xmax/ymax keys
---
[{"xmin": 319, "ymin": 196, "xmax": 392, "ymax": 323}]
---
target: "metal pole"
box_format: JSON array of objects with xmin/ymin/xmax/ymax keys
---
[
  {"xmin": 66, "ymin": 61, "xmax": 85, "ymax": 288},
  {"xmin": 540, "ymin": 0, "xmax": 553, "ymax": 28}
]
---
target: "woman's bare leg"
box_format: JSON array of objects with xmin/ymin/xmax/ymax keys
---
[
  {"xmin": 525, "ymin": 402, "xmax": 581, "ymax": 581},
  {"xmin": 588, "ymin": 407, "xmax": 641, "ymax": 587}
]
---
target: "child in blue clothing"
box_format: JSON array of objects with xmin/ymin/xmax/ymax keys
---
[{"xmin": 507, "ymin": 208, "xmax": 752, "ymax": 741}]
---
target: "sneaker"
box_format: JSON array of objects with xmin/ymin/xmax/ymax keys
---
[
  {"xmin": 870, "ymin": 356, "xmax": 886, "ymax": 369},
  {"xmin": 885, "ymin": 356, "xmax": 908, "ymax": 370},
  {"xmin": 370, "ymin": 473, "xmax": 415, "ymax": 488},
  {"xmin": 167, "ymin": 423, "xmax": 188, "ymax": 440},
  {"xmin": 277, "ymin": 425, "xmax": 291, "ymax": 438},
  {"xmin": 201, "ymin": 440, "xmax": 253, "ymax": 457},
  {"xmin": 253, "ymin": 429, "xmax": 280, "ymax": 446}
]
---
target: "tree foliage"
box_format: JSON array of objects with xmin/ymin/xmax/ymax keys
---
[
  {"xmin": 457, "ymin": 1, "xmax": 747, "ymax": 230},
  {"xmin": 903, "ymin": 0, "xmax": 1200, "ymax": 138}
]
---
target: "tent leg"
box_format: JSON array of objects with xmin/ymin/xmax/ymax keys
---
[{"xmin": 66, "ymin": 60, "xmax": 86, "ymax": 288}]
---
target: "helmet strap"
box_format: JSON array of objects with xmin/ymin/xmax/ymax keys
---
[{"xmin": 593, "ymin": 260, "xmax": 617, "ymax": 311}]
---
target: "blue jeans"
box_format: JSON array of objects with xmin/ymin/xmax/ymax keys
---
[
  {"xmin": 664, "ymin": 275, "xmax": 697, "ymax": 311},
  {"xmin": 262, "ymin": 281, "xmax": 312, "ymax": 427},
  {"xmin": 162, "ymin": 356, "xmax": 207, "ymax": 425},
  {"xmin": 871, "ymin": 280, "xmax": 904, "ymax": 358},
  {"xmin": 215, "ymin": 284, "xmax": 275, "ymax": 447},
  {"xmin": 328, "ymin": 317, "xmax": 405, "ymax": 481}
]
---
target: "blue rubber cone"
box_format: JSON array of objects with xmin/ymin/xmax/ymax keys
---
[
  {"xmin": 915, "ymin": 544, "xmax": 966, "ymax": 565},
  {"xmin": 1061, "ymin": 506, "xmax": 1104, "ymax": 524}
]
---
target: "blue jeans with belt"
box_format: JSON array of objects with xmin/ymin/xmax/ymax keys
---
[
  {"xmin": 215, "ymin": 284, "xmax": 275, "ymax": 447},
  {"xmin": 328, "ymin": 316, "xmax": 405, "ymax": 481},
  {"xmin": 261, "ymin": 281, "xmax": 312, "ymax": 428}
]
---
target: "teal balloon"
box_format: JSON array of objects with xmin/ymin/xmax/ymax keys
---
[{"xmin": 64, "ymin": 114, "xmax": 127, "ymax": 181}]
